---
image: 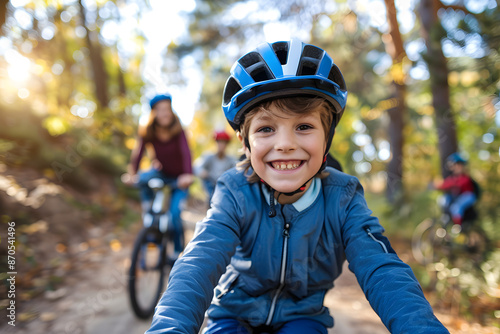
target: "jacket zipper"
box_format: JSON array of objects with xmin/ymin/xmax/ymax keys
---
[
  {"xmin": 364, "ymin": 227, "xmax": 389, "ymax": 253},
  {"xmin": 265, "ymin": 218, "xmax": 290, "ymax": 326}
]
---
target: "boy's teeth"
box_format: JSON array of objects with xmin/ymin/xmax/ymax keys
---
[{"xmin": 272, "ymin": 162, "xmax": 300, "ymax": 170}]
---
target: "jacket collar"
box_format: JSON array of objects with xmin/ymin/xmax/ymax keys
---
[{"xmin": 260, "ymin": 177, "xmax": 321, "ymax": 213}]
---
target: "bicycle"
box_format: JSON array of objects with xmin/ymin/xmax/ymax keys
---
[
  {"xmin": 127, "ymin": 178, "xmax": 185, "ymax": 319},
  {"xmin": 411, "ymin": 203, "xmax": 489, "ymax": 266}
]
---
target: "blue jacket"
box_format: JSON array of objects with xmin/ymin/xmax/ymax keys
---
[{"xmin": 147, "ymin": 167, "xmax": 448, "ymax": 333}]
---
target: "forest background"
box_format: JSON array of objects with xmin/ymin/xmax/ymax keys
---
[{"xmin": 0, "ymin": 0, "xmax": 499, "ymax": 330}]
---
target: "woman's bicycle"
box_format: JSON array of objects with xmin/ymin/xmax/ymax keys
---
[
  {"xmin": 411, "ymin": 204, "xmax": 489, "ymax": 266},
  {"xmin": 128, "ymin": 178, "xmax": 185, "ymax": 319}
]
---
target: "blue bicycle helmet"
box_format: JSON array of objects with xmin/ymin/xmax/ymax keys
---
[
  {"xmin": 150, "ymin": 94, "xmax": 172, "ymax": 109},
  {"xmin": 447, "ymin": 152, "xmax": 467, "ymax": 164},
  {"xmin": 222, "ymin": 39, "xmax": 347, "ymax": 154}
]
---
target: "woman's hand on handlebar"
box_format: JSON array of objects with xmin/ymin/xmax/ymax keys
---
[
  {"xmin": 151, "ymin": 159, "xmax": 163, "ymax": 171},
  {"xmin": 121, "ymin": 173, "xmax": 139, "ymax": 186},
  {"xmin": 177, "ymin": 173, "xmax": 194, "ymax": 189}
]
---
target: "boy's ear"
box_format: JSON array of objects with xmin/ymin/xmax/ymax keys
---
[{"xmin": 236, "ymin": 132, "xmax": 251, "ymax": 157}]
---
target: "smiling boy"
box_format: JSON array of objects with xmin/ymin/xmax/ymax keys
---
[
  {"xmin": 240, "ymin": 98, "xmax": 329, "ymax": 199},
  {"xmin": 146, "ymin": 39, "xmax": 448, "ymax": 334}
]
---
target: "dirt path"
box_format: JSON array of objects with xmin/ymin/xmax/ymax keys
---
[
  {"xmin": 1, "ymin": 208, "xmax": 497, "ymax": 334},
  {"xmin": 1, "ymin": 221, "xmax": 150, "ymax": 334},
  {"xmin": 325, "ymin": 267, "xmax": 389, "ymax": 334}
]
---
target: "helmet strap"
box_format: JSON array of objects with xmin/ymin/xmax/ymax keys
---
[
  {"xmin": 320, "ymin": 154, "xmax": 328, "ymax": 172},
  {"xmin": 260, "ymin": 178, "xmax": 310, "ymax": 218},
  {"xmin": 244, "ymin": 137, "xmax": 251, "ymax": 152},
  {"xmin": 322, "ymin": 126, "xmax": 336, "ymax": 170},
  {"xmin": 269, "ymin": 187, "xmax": 277, "ymax": 218}
]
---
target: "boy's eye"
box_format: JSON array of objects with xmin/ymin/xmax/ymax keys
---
[
  {"xmin": 297, "ymin": 124, "xmax": 313, "ymax": 131},
  {"xmin": 257, "ymin": 126, "xmax": 273, "ymax": 133}
]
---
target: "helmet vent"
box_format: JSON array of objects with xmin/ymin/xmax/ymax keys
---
[
  {"xmin": 297, "ymin": 58, "xmax": 319, "ymax": 75},
  {"xmin": 239, "ymin": 51, "xmax": 262, "ymax": 68},
  {"xmin": 328, "ymin": 65, "xmax": 346, "ymax": 90},
  {"xmin": 297, "ymin": 45, "xmax": 323, "ymax": 76},
  {"xmin": 303, "ymin": 45, "xmax": 323, "ymax": 60},
  {"xmin": 239, "ymin": 51, "xmax": 274, "ymax": 82},
  {"xmin": 223, "ymin": 77, "xmax": 242, "ymax": 105},
  {"xmin": 272, "ymin": 42, "xmax": 289, "ymax": 65}
]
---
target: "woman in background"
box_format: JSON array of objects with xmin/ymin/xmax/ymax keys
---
[{"xmin": 125, "ymin": 94, "xmax": 194, "ymax": 257}]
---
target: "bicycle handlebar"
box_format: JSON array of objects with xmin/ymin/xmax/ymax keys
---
[
  {"xmin": 146, "ymin": 178, "xmax": 178, "ymax": 190},
  {"xmin": 121, "ymin": 173, "xmax": 178, "ymax": 190}
]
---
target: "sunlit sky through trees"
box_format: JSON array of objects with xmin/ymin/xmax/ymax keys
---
[
  {"xmin": 141, "ymin": 0, "xmax": 497, "ymax": 126},
  {"xmin": 2, "ymin": 0, "xmax": 498, "ymax": 127}
]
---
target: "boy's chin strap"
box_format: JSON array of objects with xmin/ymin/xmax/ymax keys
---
[
  {"xmin": 261, "ymin": 180, "xmax": 308, "ymax": 218},
  {"xmin": 262, "ymin": 154, "xmax": 327, "ymax": 218}
]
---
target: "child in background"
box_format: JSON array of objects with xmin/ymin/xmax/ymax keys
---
[
  {"xmin": 435, "ymin": 152, "xmax": 477, "ymax": 228},
  {"xmin": 146, "ymin": 40, "xmax": 448, "ymax": 334},
  {"xmin": 196, "ymin": 130, "xmax": 238, "ymax": 203}
]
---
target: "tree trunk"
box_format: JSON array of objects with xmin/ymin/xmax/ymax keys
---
[
  {"xmin": 419, "ymin": 0, "xmax": 458, "ymax": 177},
  {"xmin": 78, "ymin": 0, "xmax": 109, "ymax": 108},
  {"xmin": 0, "ymin": 0, "xmax": 8, "ymax": 32},
  {"xmin": 118, "ymin": 66, "xmax": 126, "ymax": 96},
  {"xmin": 383, "ymin": 0, "xmax": 407, "ymax": 202}
]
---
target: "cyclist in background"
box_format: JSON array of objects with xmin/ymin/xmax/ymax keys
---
[
  {"xmin": 435, "ymin": 152, "xmax": 477, "ymax": 229},
  {"xmin": 196, "ymin": 130, "xmax": 238, "ymax": 203},
  {"xmin": 125, "ymin": 94, "xmax": 194, "ymax": 257}
]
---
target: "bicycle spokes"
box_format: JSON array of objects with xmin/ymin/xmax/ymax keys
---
[
  {"xmin": 139, "ymin": 242, "xmax": 163, "ymax": 270},
  {"xmin": 128, "ymin": 228, "xmax": 169, "ymax": 319}
]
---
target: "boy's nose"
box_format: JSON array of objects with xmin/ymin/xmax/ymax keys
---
[{"xmin": 274, "ymin": 131, "xmax": 296, "ymax": 152}]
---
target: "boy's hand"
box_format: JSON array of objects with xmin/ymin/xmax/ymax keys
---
[{"xmin": 178, "ymin": 173, "xmax": 194, "ymax": 189}]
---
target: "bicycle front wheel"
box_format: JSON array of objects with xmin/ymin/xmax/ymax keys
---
[
  {"xmin": 128, "ymin": 227, "xmax": 166, "ymax": 319},
  {"xmin": 412, "ymin": 218, "xmax": 441, "ymax": 265}
]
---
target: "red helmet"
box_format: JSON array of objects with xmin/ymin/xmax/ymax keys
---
[{"xmin": 214, "ymin": 130, "xmax": 231, "ymax": 141}]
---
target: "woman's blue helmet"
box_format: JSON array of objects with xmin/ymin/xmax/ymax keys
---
[
  {"xmin": 447, "ymin": 152, "xmax": 467, "ymax": 165},
  {"xmin": 150, "ymin": 94, "xmax": 172, "ymax": 109}
]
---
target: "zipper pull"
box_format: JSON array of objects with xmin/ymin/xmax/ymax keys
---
[{"xmin": 283, "ymin": 222, "xmax": 290, "ymax": 237}]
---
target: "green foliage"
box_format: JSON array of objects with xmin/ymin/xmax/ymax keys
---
[
  {"xmin": 0, "ymin": 104, "xmax": 130, "ymax": 192},
  {"xmin": 414, "ymin": 248, "xmax": 500, "ymax": 325},
  {"xmin": 0, "ymin": 0, "xmax": 147, "ymax": 195}
]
